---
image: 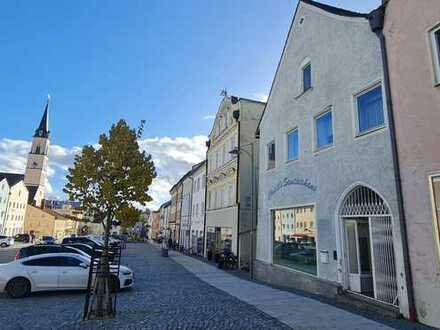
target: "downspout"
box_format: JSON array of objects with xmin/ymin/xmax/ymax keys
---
[
  {"xmin": 369, "ymin": 5, "xmax": 417, "ymax": 322},
  {"xmin": 233, "ymin": 103, "xmax": 241, "ymax": 261},
  {"xmin": 202, "ymin": 142, "xmax": 210, "ymax": 257}
]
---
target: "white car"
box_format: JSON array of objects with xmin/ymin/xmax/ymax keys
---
[
  {"xmin": 0, "ymin": 235, "xmax": 14, "ymax": 248},
  {"xmin": 0, "ymin": 253, "xmax": 134, "ymax": 298}
]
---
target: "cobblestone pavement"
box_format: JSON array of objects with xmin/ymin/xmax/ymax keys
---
[{"xmin": 0, "ymin": 243, "xmax": 291, "ymax": 330}]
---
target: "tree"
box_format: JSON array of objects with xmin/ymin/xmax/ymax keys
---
[
  {"xmin": 115, "ymin": 206, "xmax": 142, "ymax": 230},
  {"xmin": 64, "ymin": 119, "xmax": 156, "ymax": 319}
]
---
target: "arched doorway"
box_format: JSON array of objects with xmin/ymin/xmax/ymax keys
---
[{"xmin": 340, "ymin": 185, "xmax": 398, "ymax": 306}]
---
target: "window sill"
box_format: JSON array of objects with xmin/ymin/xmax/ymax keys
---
[
  {"xmin": 272, "ymin": 262, "xmax": 318, "ymax": 278},
  {"xmin": 295, "ymin": 87, "xmax": 313, "ymax": 100},
  {"xmin": 354, "ymin": 125, "xmax": 386, "ymax": 140},
  {"xmin": 313, "ymin": 144, "xmax": 334, "ymax": 156}
]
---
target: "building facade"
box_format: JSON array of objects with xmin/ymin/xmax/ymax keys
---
[
  {"xmin": 1, "ymin": 175, "xmax": 29, "ymax": 236},
  {"xmin": 180, "ymin": 172, "xmax": 193, "ymax": 250},
  {"xmin": 0, "ymin": 178, "xmax": 10, "ymax": 234},
  {"xmin": 24, "ymin": 205, "xmax": 56, "ymax": 239},
  {"xmin": 169, "ymin": 181, "xmax": 183, "ymax": 245},
  {"xmin": 382, "ymin": 0, "xmax": 440, "ymax": 326},
  {"xmin": 255, "ymin": 0, "xmax": 411, "ymax": 318},
  {"xmin": 205, "ymin": 95, "xmax": 264, "ymax": 268},
  {"xmin": 159, "ymin": 200, "xmax": 171, "ymax": 239},
  {"xmin": 190, "ymin": 161, "xmax": 206, "ymax": 255}
]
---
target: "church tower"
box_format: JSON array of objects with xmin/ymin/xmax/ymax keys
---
[{"xmin": 24, "ymin": 98, "xmax": 50, "ymax": 206}]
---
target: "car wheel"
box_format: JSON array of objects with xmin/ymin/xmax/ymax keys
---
[
  {"xmin": 0, "ymin": 243, "xmax": 7, "ymax": 248},
  {"xmin": 6, "ymin": 277, "xmax": 31, "ymax": 298},
  {"xmin": 109, "ymin": 276, "xmax": 120, "ymax": 293}
]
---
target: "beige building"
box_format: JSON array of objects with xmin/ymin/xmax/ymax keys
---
[
  {"xmin": 24, "ymin": 205, "xmax": 56, "ymax": 239},
  {"xmin": 205, "ymin": 94, "xmax": 264, "ymax": 268},
  {"xmin": 381, "ymin": 0, "xmax": 440, "ymax": 327}
]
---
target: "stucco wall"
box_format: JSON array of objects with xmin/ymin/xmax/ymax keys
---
[
  {"xmin": 256, "ymin": 2, "xmax": 409, "ymax": 317},
  {"xmin": 384, "ymin": 0, "xmax": 440, "ymax": 327}
]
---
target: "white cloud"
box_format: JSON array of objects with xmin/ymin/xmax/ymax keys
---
[
  {"xmin": 0, "ymin": 135, "xmax": 207, "ymax": 211},
  {"xmin": 253, "ymin": 93, "xmax": 268, "ymax": 102},
  {"xmin": 203, "ymin": 115, "xmax": 215, "ymax": 120}
]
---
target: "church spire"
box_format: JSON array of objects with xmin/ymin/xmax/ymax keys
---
[{"xmin": 34, "ymin": 96, "xmax": 50, "ymax": 138}]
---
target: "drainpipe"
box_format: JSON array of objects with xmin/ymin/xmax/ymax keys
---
[
  {"xmin": 369, "ymin": 5, "xmax": 417, "ymax": 322},
  {"xmin": 202, "ymin": 141, "xmax": 210, "ymax": 257},
  {"xmin": 232, "ymin": 101, "xmax": 241, "ymax": 264}
]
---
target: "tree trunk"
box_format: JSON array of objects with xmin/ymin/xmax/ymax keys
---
[{"xmin": 86, "ymin": 209, "xmax": 114, "ymax": 319}]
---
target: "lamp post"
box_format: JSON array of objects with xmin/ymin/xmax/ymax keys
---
[{"xmin": 229, "ymin": 143, "xmax": 255, "ymax": 279}]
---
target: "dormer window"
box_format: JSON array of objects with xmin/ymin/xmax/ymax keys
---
[{"xmin": 302, "ymin": 62, "xmax": 312, "ymax": 92}]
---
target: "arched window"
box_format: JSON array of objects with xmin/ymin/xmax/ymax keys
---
[{"xmin": 35, "ymin": 145, "xmax": 41, "ymax": 154}]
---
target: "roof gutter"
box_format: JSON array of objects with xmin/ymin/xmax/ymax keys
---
[{"xmin": 369, "ymin": 5, "xmax": 417, "ymax": 322}]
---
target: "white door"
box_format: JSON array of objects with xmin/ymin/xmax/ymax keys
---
[
  {"xmin": 58, "ymin": 256, "xmax": 89, "ymax": 289},
  {"xmin": 24, "ymin": 257, "xmax": 60, "ymax": 289}
]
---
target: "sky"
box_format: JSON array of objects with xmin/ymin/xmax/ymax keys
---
[{"xmin": 0, "ymin": 0, "xmax": 380, "ymax": 209}]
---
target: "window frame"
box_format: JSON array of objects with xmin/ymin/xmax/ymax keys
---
[
  {"xmin": 428, "ymin": 23, "xmax": 440, "ymax": 86},
  {"xmin": 302, "ymin": 62, "xmax": 312, "ymax": 93},
  {"xmin": 313, "ymin": 108, "xmax": 334, "ymax": 152},
  {"xmin": 286, "ymin": 127, "xmax": 300, "ymax": 163},
  {"xmin": 354, "ymin": 82, "xmax": 386, "ymax": 137},
  {"xmin": 267, "ymin": 140, "xmax": 276, "ymax": 170},
  {"xmin": 429, "ymin": 174, "xmax": 440, "ymax": 262}
]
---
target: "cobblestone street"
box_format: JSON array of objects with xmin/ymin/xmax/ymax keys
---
[{"xmin": 0, "ymin": 243, "xmax": 291, "ymax": 330}]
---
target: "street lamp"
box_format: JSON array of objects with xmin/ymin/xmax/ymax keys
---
[{"xmin": 229, "ymin": 143, "xmax": 255, "ymax": 279}]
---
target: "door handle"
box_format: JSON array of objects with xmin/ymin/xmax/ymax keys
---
[
  {"xmin": 30, "ymin": 271, "xmax": 38, "ymax": 274},
  {"xmin": 62, "ymin": 271, "xmax": 68, "ymax": 274}
]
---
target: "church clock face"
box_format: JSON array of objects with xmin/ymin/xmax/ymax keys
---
[{"xmin": 32, "ymin": 161, "xmax": 38, "ymax": 168}]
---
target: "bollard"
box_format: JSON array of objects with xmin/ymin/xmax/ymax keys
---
[{"xmin": 161, "ymin": 241, "xmax": 169, "ymax": 257}]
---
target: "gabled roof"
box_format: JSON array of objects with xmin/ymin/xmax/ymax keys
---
[
  {"xmin": 256, "ymin": 0, "xmax": 371, "ymax": 133},
  {"xmin": 0, "ymin": 172, "xmax": 25, "ymax": 187},
  {"xmin": 301, "ymin": 0, "xmax": 368, "ymax": 18}
]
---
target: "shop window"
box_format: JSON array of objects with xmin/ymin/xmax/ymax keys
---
[
  {"xmin": 315, "ymin": 110, "xmax": 333, "ymax": 150},
  {"xmin": 356, "ymin": 85, "xmax": 384, "ymax": 135},
  {"xmin": 273, "ymin": 206, "xmax": 317, "ymax": 275}
]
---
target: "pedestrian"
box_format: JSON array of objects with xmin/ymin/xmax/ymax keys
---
[{"xmin": 168, "ymin": 237, "xmax": 173, "ymax": 249}]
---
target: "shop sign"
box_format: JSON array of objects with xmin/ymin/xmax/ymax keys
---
[{"xmin": 268, "ymin": 177, "xmax": 317, "ymax": 199}]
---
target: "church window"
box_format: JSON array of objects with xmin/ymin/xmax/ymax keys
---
[{"xmin": 35, "ymin": 145, "xmax": 41, "ymax": 154}]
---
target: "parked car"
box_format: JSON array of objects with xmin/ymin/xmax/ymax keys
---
[
  {"xmin": 61, "ymin": 236, "xmax": 104, "ymax": 249},
  {"xmin": 0, "ymin": 253, "xmax": 134, "ymax": 298},
  {"xmin": 62, "ymin": 243, "xmax": 115, "ymax": 262},
  {"xmin": 0, "ymin": 236, "xmax": 14, "ymax": 248},
  {"xmin": 15, "ymin": 244, "xmax": 89, "ymax": 260},
  {"xmin": 14, "ymin": 234, "xmax": 30, "ymax": 243},
  {"xmin": 39, "ymin": 236, "xmax": 55, "ymax": 245}
]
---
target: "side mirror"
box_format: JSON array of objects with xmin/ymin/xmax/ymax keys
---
[{"xmin": 79, "ymin": 262, "xmax": 88, "ymax": 269}]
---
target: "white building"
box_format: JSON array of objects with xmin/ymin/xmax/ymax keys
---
[
  {"xmin": 205, "ymin": 94, "xmax": 264, "ymax": 268},
  {"xmin": 180, "ymin": 171, "xmax": 193, "ymax": 250},
  {"xmin": 190, "ymin": 161, "xmax": 206, "ymax": 255},
  {"xmin": 0, "ymin": 178, "xmax": 10, "ymax": 234},
  {"xmin": 255, "ymin": 0, "xmax": 411, "ymax": 318},
  {"xmin": 159, "ymin": 200, "xmax": 171, "ymax": 238},
  {"xmin": 0, "ymin": 175, "xmax": 29, "ymax": 236}
]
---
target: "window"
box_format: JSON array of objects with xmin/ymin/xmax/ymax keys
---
[
  {"xmin": 287, "ymin": 129, "xmax": 299, "ymax": 161},
  {"xmin": 430, "ymin": 175, "xmax": 440, "ymax": 256},
  {"xmin": 302, "ymin": 63, "xmax": 312, "ymax": 92},
  {"xmin": 273, "ymin": 206, "xmax": 316, "ymax": 275},
  {"xmin": 356, "ymin": 85, "xmax": 384, "ymax": 134},
  {"xmin": 267, "ymin": 141, "xmax": 276, "ymax": 169},
  {"xmin": 430, "ymin": 25, "xmax": 440, "ymax": 84},
  {"xmin": 315, "ymin": 110, "xmax": 333, "ymax": 150},
  {"xmin": 23, "ymin": 256, "xmax": 65, "ymax": 267}
]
